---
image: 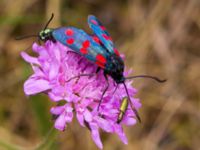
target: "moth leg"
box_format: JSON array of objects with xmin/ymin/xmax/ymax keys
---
[
  {"xmin": 78, "ymin": 57, "xmax": 84, "ymax": 65},
  {"xmin": 66, "ymin": 50, "xmax": 78, "ymax": 55},
  {"xmin": 97, "ymin": 73, "xmax": 109, "ymax": 111},
  {"xmin": 66, "ymin": 73, "xmax": 96, "ymax": 82},
  {"xmin": 96, "ymin": 67, "xmax": 101, "ymax": 73},
  {"xmin": 38, "ymin": 38, "xmax": 41, "ymax": 45},
  {"xmin": 112, "ymin": 84, "xmax": 118, "ymax": 95}
]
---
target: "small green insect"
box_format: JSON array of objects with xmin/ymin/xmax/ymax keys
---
[{"xmin": 117, "ymin": 97, "xmax": 129, "ymax": 124}]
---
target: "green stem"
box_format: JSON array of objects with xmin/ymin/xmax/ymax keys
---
[
  {"xmin": 0, "ymin": 140, "xmax": 24, "ymax": 150},
  {"xmin": 0, "ymin": 127, "xmax": 58, "ymax": 150},
  {"xmin": 35, "ymin": 127, "xmax": 58, "ymax": 150}
]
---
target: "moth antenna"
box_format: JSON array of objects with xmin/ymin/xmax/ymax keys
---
[
  {"xmin": 20, "ymin": 43, "xmax": 34, "ymax": 52},
  {"xmin": 123, "ymin": 82, "xmax": 141, "ymax": 123},
  {"xmin": 44, "ymin": 13, "xmax": 54, "ymax": 30},
  {"xmin": 15, "ymin": 35, "xmax": 38, "ymax": 40},
  {"xmin": 126, "ymin": 75, "xmax": 166, "ymax": 83}
]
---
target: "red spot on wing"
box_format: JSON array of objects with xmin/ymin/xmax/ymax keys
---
[
  {"xmin": 100, "ymin": 26, "xmax": 106, "ymax": 30},
  {"xmin": 95, "ymin": 61, "xmax": 105, "ymax": 68},
  {"xmin": 66, "ymin": 38, "xmax": 74, "ymax": 45},
  {"xmin": 114, "ymin": 48, "xmax": 120, "ymax": 56},
  {"xmin": 92, "ymin": 36, "xmax": 101, "ymax": 44},
  {"xmin": 91, "ymin": 19, "xmax": 98, "ymax": 25},
  {"xmin": 96, "ymin": 54, "xmax": 106, "ymax": 64},
  {"xmin": 80, "ymin": 48, "xmax": 88, "ymax": 54},
  {"xmin": 102, "ymin": 34, "xmax": 111, "ymax": 40},
  {"xmin": 82, "ymin": 40, "xmax": 90, "ymax": 48},
  {"xmin": 65, "ymin": 29, "xmax": 74, "ymax": 36}
]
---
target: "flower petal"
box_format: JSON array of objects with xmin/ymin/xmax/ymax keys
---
[
  {"xmin": 90, "ymin": 123, "xmax": 103, "ymax": 149},
  {"xmin": 123, "ymin": 117, "xmax": 136, "ymax": 126},
  {"xmin": 84, "ymin": 109, "xmax": 93, "ymax": 122},
  {"xmin": 115, "ymin": 125, "xmax": 128, "ymax": 144},
  {"xmin": 21, "ymin": 52, "xmax": 39, "ymax": 65},
  {"xmin": 50, "ymin": 105, "xmax": 65, "ymax": 115},
  {"xmin": 54, "ymin": 113, "xmax": 66, "ymax": 131},
  {"xmin": 131, "ymin": 98, "xmax": 142, "ymax": 109},
  {"xmin": 49, "ymin": 61, "xmax": 59, "ymax": 80},
  {"xmin": 24, "ymin": 77, "xmax": 51, "ymax": 95},
  {"xmin": 96, "ymin": 116, "xmax": 113, "ymax": 132},
  {"xmin": 76, "ymin": 113, "xmax": 84, "ymax": 127},
  {"xmin": 65, "ymin": 105, "xmax": 73, "ymax": 123}
]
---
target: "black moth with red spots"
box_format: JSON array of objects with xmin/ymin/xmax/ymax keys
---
[{"xmin": 37, "ymin": 14, "xmax": 166, "ymax": 123}]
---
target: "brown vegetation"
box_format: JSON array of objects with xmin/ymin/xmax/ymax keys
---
[{"xmin": 0, "ymin": 0, "xmax": 199, "ymax": 149}]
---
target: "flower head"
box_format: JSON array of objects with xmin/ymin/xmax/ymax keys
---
[{"xmin": 21, "ymin": 41, "xmax": 141, "ymax": 149}]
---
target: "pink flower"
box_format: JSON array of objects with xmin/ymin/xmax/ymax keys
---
[{"xmin": 21, "ymin": 41, "xmax": 141, "ymax": 149}]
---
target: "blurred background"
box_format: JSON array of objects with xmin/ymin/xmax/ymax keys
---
[{"xmin": 0, "ymin": 0, "xmax": 199, "ymax": 150}]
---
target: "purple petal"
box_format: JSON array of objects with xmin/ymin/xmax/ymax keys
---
[
  {"xmin": 90, "ymin": 123, "xmax": 103, "ymax": 149},
  {"xmin": 131, "ymin": 98, "xmax": 141, "ymax": 109},
  {"xmin": 21, "ymin": 52, "xmax": 39, "ymax": 65},
  {"xmin": 31, "ymin": 66, "xmax": 44, "ymax": 76},
  {"xmin": 95, "ymin": 116, "xmax": 113, "ymax": 132},
  {"xmin": 54, "ymin": 113, "xmax": 66, "ymax": 131},
  {"xmin": 24, "ymin": 77, "xmax": 51, "ymax": 95},
  {"xmin": 123, "ymin": 117, "xmax": 136, "ymax": 126},
  {"xmin": 48, "ymin": 92, "xmax": 63, "ymax": 102},
  {"xmin": 115, "ymin": 125, "xmax": 128, "ymax": 144},
  {"xmin": 32, "ymin": 43, "xmax": 45, "ymax": 53},
  {"xmin": 84, "ymin": 109, "xmax": 93, "ymax": 122},
  {"xmin": 76, "ymin": 113, "xmax": 84, "ymax": 127},
  {"xmin": 66, "ymin": 112, "xmax": 73, "ymax": 123},
  {"xmin": 49, "ymin": 61, "xmax": 59, "ymax": 80},
  {"xmin": 68, "ymin": 93, "xmax": 80, "ymax": 103},
  {"xmin": 32, "ymin": 43, "xmax": 40, "ymax": 52},
  {"xmin": 48, "ymin": 85, "xmax": 69, "ymax": 101},
  {"xmin": 65, "ymin": 105, "xmax": 73, "ymax": 123},
  {"xmin": 50, "ymin": 105, "xmax": 65, "ymax": 115}
]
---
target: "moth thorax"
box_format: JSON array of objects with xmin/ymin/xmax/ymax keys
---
[
  {"xmin": 109, "ymin": 55, "xmax": 125, "ymax": 83},
  {"xmin": 39, "ymin": 28, "xmax": 53, "ymax": 41}
]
